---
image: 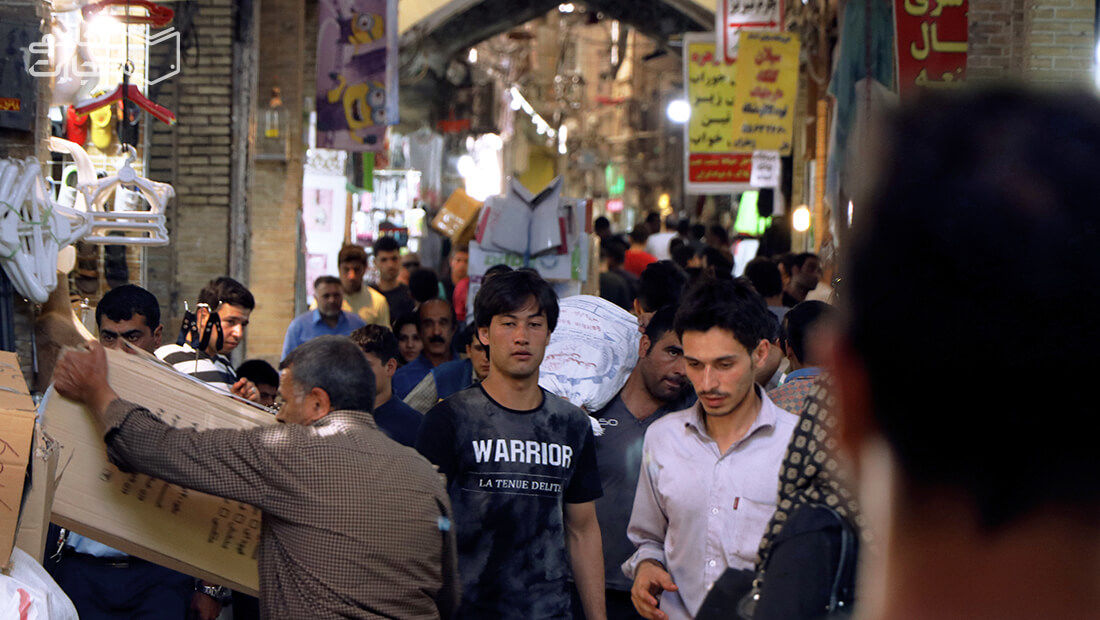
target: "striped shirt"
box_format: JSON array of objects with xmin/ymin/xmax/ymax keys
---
[{"xmin": 155, "ymin": 343, "xmax": 237, "ymax": 393}]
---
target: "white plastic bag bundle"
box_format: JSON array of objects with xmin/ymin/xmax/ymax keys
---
[
  {"xmin": 0, "ymin": 548, "xmax": 78, "ymax": 620},
  {"xmin": 539, "ymin": 295, "xmax": 640, "ymax": 413}
]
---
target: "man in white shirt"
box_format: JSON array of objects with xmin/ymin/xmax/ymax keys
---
[{"xmin": 624, "ymin": 278, "xmax": 795, "ymax": 620}]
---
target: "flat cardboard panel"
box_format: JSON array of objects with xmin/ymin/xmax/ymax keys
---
[
  {"xmin": 44, "ymin": 348, "xmax": 276, "ymax": 595},
  {"xmin": 15, "ymin": 427, "xmax": 60, "ymax": 563},
  {"xmin": 0, "ymin": 351, "xmax": 37, "ymax": 572}
]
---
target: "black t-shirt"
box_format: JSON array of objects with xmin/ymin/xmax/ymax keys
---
[
  {"xmin": 371, "ymin": 282, "xmax": 416, "ymax": 321},
  {"xmin": 372, "ymin": 396, "xmax": 423, "ymax": 447},
  {"xmin": 416, "ymin": 384, "xmax": 602, "ymax": 619}
]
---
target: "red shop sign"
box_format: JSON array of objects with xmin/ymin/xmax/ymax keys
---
[{"xmin": 894, "ymin": 0, "xmax": 968, "ymax": 98}]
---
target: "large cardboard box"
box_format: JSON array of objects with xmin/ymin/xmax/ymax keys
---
[
  {"xmin": 43, "ymin": 348, "xmax": 275, "ymax": 594},
  {"xmin": 0, "ymin": 352, "xmax": 37, "ymax": 572},
  {"xmin": 14, "ymin": 425, "xmax": 60, "ymax": 563}
]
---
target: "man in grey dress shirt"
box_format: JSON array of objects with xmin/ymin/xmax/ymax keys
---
[
  {"xmin": 623, "ymin": 279, "xmax": 795, "ymax": 620},
  {"xmin": 53, "ymin": 335, "xmax": 459, "ymax": 619}
]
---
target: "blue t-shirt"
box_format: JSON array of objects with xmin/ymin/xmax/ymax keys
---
[
  {"xmin": 372, "ymin": 396, "xmax": 423, "ymax": 447},
  {"xmin": 392, "ymin": 353, "xmax": 435, "ymax": 399},
  {"xmin": 416, "ymin": 385, "xmax": 602, "ymax": 619},
  {"xmin": 282, "ymin": 310, "xmax": 366, "ymax": 359}
]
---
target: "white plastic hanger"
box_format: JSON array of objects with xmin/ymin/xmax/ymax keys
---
[
  {"xmin": 52, "ymin": 139, "xmax": 171, "ymax": 245},
  {"xmin": 0, "ymin": 157, "xmax": 92, "ymax": 302}
]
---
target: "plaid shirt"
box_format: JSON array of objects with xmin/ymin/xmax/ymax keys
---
[
  {"xmin": 104, "ymin": 399, "xmax": 459, "ymax": 619},
  {"xmin": 766, "ymin": 367, "xmax": 823, "ymax": 415}
]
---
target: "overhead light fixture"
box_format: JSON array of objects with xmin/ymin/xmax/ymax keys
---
[
  {"xmin": 666, "ymin": 99, "xmax": 691, "ymax": 123},
  {"xmin": 558, "ymin": 3, "xmax": 575, "ymax": 12},
  {"xmin": 468, "ymin": 48, "xmax": 478, "ymax": 63},
  {"xmin": 558, "ymin": 125, "xmax": 568, "ymax": 154},
  {"xmin": 793, "ymin": 205, "xmax": 811, "ymax": 232},
  {"xmin": 457, "ymin": 155, "xmax": 476, "ymax": 179}
]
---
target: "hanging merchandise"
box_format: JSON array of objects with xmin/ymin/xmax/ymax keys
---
[
  {"xmin": 51, "ymin": 137, "xmax": 172, "ymax": 245},
  {"xmin": 81, "ymin": 0, "xmax": 175, "ymax": 28},
  {"xmin": 315, "ymin": 0, "xmax": 399, "ymax": 151},
  {"xmin": 64, "ymin": 106, "xmax": 90, "ymax": 146},
  {"xmin": 88, "ymin": 101, "xmax": 116, "ymax": 150},
  {"xmin": 118, "ymin": 99, "xmax": 141, "ymax": 146},
  {"xmin": 74, "ymin": 81, "xmax": 176, "ymax": 126},
  {"xmin": 46, "ymin": 4, "xmax": 102, "ymax": 107},
  {"xmin": 0, "ymin": 158, "xmax": 94, "ymax": 303}
]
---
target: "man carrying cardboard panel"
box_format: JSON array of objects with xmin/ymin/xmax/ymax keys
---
[{"xmin": 53, "ymin": 335, "xmax": 459, "ymax": 618}]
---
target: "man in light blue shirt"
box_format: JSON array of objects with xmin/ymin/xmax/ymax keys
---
[
  {"xmin": 623, "ymin": 279, "xmax": 796, "ymax": 620},
  {"xmin": 282, "ymin": 275, "xmax": 366, "ymax": 359}
]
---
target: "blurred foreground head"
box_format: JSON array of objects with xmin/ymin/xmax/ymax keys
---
[{"xmin": 837, "ymin": 87, "xmax": 1100, "ymax": 530}]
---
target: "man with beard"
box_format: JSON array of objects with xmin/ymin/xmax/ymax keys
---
[
  {"xmin": 282, "ymin": 276, "xmax": 366, "ymax": 359},
  {"xmin": 624, "ymin": 278, "xmax": 795, "ymax": 620},
  {"xmin": 585, "ymin": 306, "xmax": 695, "ymax": 619},
  {"xmin": 392, "ymin": 298, "xmax": 455, "ymax": 399}
]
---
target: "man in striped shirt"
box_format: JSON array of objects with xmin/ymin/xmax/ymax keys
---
[{"xmin": 155, "ymin": 276, "xmax": 260, "ymax": 400}]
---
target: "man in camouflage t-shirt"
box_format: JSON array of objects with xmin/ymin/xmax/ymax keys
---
[{"xmin": 417, "ymin": 269, "xmax": 606, "ymax": 619}]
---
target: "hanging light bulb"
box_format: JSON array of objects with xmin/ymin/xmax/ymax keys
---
[{"xmin": 793, "ymin": 205, "xmax": 811, "ymax": 232}]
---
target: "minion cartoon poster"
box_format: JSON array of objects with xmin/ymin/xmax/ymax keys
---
[{"xmin": 315, "ymin": 0, "xmax": 398, "ymax": 151}]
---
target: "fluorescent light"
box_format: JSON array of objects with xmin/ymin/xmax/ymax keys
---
[
  {"xmin": 793, "ymin": 205, "xmax": 811, "ymax": 232},
  {"xmin": 666, "ymin": 99, "xmax": 691, "ymax": 123}
]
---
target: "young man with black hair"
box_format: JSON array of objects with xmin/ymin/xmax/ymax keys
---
[
  {"xmin": 349, "ymin": 325, "xmax": 423, "ymax": 446},
  {"xmin": 156, "ymin": 276, "xmax": 261, "ymax": 401},
  {"xmin": 52, "ymin": 284, "xmax": 206, "ymax": 620},
  {"xmin": 403, "ymin": 321, "xmax": 490, "ymax": 414},
  {"xmin": 625, "ymin": 278, "xmax": 795, "ymax": 620},
  {"xmin": 236, "ymin": 359, "xmax": 280, "ymax": 409},
  {"xmin": 337, "ymin": 244, "xmax": 390, "ymax": 326},
  {"xmin": 599, "ymin": 237, "xmax": 636, "ymax": 311},
  {"xmin": 833, "ymin": 87, "xmax": 1100, "ymax": 619},
  {"xmin": 282, "ymin": 276, "xmax": 367, "ymax": 358},
  {"xmin": 590, "ymin": 306, "xmax": 695, "ymax": 619},
  {"xmin": 633, "ymin": 261, "xmax": 688, "ymax": 331},
  {"xmin": 416, "ymin": 269, "xmax": 607, "ymax": 620},
  {"xmin": 594, "ymin": 216, "xmax": 612, "ymax": 242},
  {"xmin": 781, "ymin": 252, "xmax": 821, "ymax": 307},
  {"xmin": 742, "ymin": 257, "xmax": 787, "ymax": 320},
  {"xmin": 768, "ymin": 300, "xmax": 836, "ymax": 414},
  {"xmin": 392, "ymin": 298, "xmax": 456, "ymax": 399},
  {"xmin": 369, "ymin": 236, "xmax": 415, "ymax": 320}
]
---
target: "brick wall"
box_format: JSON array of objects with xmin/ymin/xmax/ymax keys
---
[
  {"xmin": 147, "ymin": 0, "xmax": 237, "ymax": 340},
  {"xmin": 969, "ymin": 0, "xmax": 1095, "ymax": 85}
]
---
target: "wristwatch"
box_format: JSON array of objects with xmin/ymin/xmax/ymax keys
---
[{"xmin": 196, "ymin": 582, "xmax": 232, "ymax": 602}]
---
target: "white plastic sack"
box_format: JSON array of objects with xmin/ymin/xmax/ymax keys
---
[
  {"xmin": 539, "ymin": 295, "xmax": 640, "ymax": 413},
  {"xmin": 0, "ymin": 548, "xmax": 78, "ymax": 620}
]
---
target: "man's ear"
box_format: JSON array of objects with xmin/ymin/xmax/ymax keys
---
[
  {"xmin": 152, "ymin": 324, "xmax": 163, "ymax": 348},
  {"xmin": 477, "ymin": 326, "xmax": 490, "ymax": 348},
  {"xmin": 308, "ymin": 386, "xmax": 332, "ymax": 420},
  {"xmin": 829, "ymin": 335, "xmax": 875, "ymax": 472},
  {"xmin": 384, "ymin": 357, "xmax": 397, "ymax": 380},
  {"xmin": 632, "ymin": 298, "xmax": 644, "ymax": 318},
  {"xmin": 751, "ymin": 338, "xmax": 770, "ymax": 368},
  {"xmin": 638, "ymin": 333, "xmax": 651, "ymax": 358}
]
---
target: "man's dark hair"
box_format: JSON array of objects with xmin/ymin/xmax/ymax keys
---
[
  {"xmin": 629, "ymin": 224, "xmax": 650, "ymax": 244},
  {"xmin": 409, "ymin": 269, "xmax": 441, "ymax": 304},
  {"xmin": 664, "ymin": 214, "xmax": 678, "ymax": 231},
  {"xmin": 744, "ymin": 257, "xmax": 783, "ymax": 298},
  {"xmin": 645, "ymin": 211, "xmax": 660, "ymax": 227},
  {"xmin": 349, "ymin": 324, "xmax": 400, "ymax": 364},
  {"xmin": 372, "ymin": 235, "xmax": 401, "ymax": 255},
  {"xmin": 454, "ymin": 321, "xmax": 478, "ymax": 350},
  {"xmin": 483, "ymin": 264, "xmax": 513, "ymax": 283},
  {"xmin": 677, "ymin": 218, "xmax": 690, "ymax": 236},
  {"xmin": 474, "ymin": 268, "xmax": 559, "ymax": 332},
  {"xmin": 314, "ymin": 275, "xmax": 341, "ymax": 290},
  {"xmin": 643, "ymin": 305, "xmax": 677, "ymax": 352},
  {"xmin": 96, "ymin": 284, "xmax": 160, "ymax": 329},
  {"xmin": 236, "ymin": 359, "xmax": 279, "ymax": 388},
  {"xmin": 703, "ymin": 247, "xmax": 733, "ymax": 278},
  {"xmin": 417, "ymin": 297, "xmax": 456, "ymax": 328},
  {"xmin": 708, "ymin": 225, "xmax": 730, "ymax": 246},
  {"xmin": 338, "ymin": 244, "xmax": 367, "ymax": 266},
  {"xmin": 792, "ymin": 252, "xmax": 819, "ymax": 270},
  {"xmin": 637, "ymin": 261, "xmax": 688, "ymax": 313},
  {"xmin": 451, "ymin": 243, "xmax": 469, "ymax": 257},
  {"xmin": 674, "ymin": 277, "xmax": 771, "ymax": 354},
  {"xmin": 690, "ymin": 223, "xmax": 706, "ymax": 240},
  {"xmin": 198, "ymin": 277, "xmax": 254, "ymax": 311},
  {"xmin": 601, "ymin": 237, "xmax": 627, "ymax": 266},
  {"xmin": 782, "ymin": 300, "xmax": 836, "ymax": 363},
  {"xmin": 279, "ymin": 335, "xmax": 375, "ymax": 412},
  {"xmin": 670, "ymin": 242, "xmax": 701, "ymax": 270},
  {"xmin": 844, "ymin": 87, "xmax": 1100, "ymax": 528},
  {"xmin": 594, "ymin": 216, "xmax": 610, "ymax": 233}
]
